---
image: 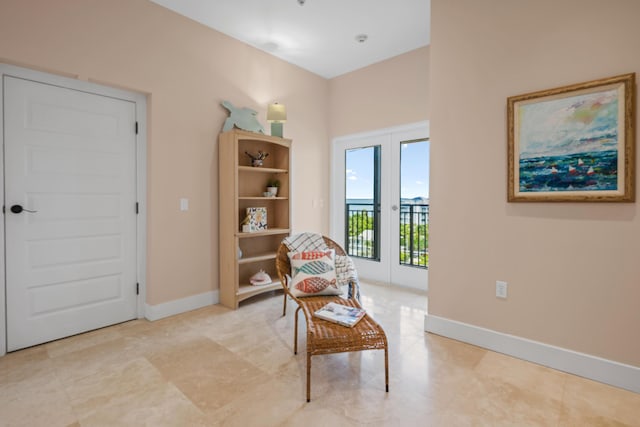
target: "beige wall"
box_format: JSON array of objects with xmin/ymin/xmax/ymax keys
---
[
  {"xmin": 0, "ymin": 0, "xmax": 330, "ymax": 305},
  {"xmin": 430, "ymin": 0, "xmax": 640, "ymax": 366},
  {"xmin": 329, "ymin": 46, "xmax": 429, "ymax": 137}
]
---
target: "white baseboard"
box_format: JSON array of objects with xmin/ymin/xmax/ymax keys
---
[
  {"xmin": 145, "ymin": 290, "xmax": 219, "ymax": 321},
  {"xmin": 424, "ymin": 314, "xmax": 640, "ymax": 394}
]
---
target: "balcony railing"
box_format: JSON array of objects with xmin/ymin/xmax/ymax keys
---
[
  {"xmin": 346, "ymin": 203, "xmax": 378, "ymax": 260},
  {"xmin": 346, "ymin": 203, "xmax": 429, "ymax": 268},
  {"xmin": 399, "ymin": 204, "xmax": 429, "ymax": 268}
]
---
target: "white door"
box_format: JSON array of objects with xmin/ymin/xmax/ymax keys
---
[
  {"xmin": 334, "ymin": 133, "xmax": 390, "ymax": 280},
  {"xmin": 4, "ymin": 76, "xmax": 138, "ymax": 351},
  {"xmin": 331, "ymin": 123, "xmax": 429, "ymax": 291},
  {"xmin": 389, "ymin": 129, "xmax": 430, "ymax": 288}
]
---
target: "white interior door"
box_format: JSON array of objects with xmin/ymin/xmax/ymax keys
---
[
  {"xmin": 4, "ymin": 75, "xmax": 138, "ymax": 351},
  {"xmin": 331, "ymin": 122, "xmax": 429, "ymax": 291}
]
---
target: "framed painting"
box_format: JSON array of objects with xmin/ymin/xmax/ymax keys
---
[{"xmin": 507, "ymin": 73, "xmax": 635, "ymax": 202}]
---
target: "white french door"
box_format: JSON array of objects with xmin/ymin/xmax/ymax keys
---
[
  {"xmin": 334, "ymin": 133, "xmax": 390, "ymax": 280},
  {"xmin": 389, "ymin": 128, "xmax": 430, "ymax": 288},
  {"xmin": 2, "ymin": 69, "xmax": 143, "ymax": 352},
  {"xmin": 331, "ymin": 122, "xmax": 429, "ymax": 291}
]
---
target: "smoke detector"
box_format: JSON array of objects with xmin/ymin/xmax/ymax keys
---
[{"xmin": 355, "ymin": 34, "xmax": 368, "ymax": 43}]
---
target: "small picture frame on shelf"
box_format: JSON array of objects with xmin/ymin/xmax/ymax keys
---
[{"xmin": 245, "ymin": 207, "xmax": 267, "ymax": 231}]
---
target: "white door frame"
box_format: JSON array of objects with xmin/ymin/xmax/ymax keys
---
[
  {"xmin": 330, "ymin": 121, "xmax": 429, "ymax": 287},
  {"xmin": 0, "ymin": 63, "xmax": 147, "ymax": 356}
]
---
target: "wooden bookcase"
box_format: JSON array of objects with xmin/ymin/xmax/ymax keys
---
[{"xmin": 218, "ymin": 129, "xmax": 291, "ymax": 309}]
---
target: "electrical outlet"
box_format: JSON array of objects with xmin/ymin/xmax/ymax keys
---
[{"xmin": 496, "ymin": 281, "xmax": 508, "ymax": 299}]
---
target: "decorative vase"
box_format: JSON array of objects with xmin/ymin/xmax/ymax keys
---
[{"xmin": 267, "ymin": 186, "xmax": 278, "ymax": 197}]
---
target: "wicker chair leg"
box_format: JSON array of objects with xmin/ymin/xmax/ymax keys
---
[
  {"xmin": 294, "ymin": 306, "xmax": 301, "ymax": 355},
  {"xmin": 306, "ymin": 352, "xmax": 311, "ymax": 402},
  {"xmin": 282, "ymin": 293, "xmax": 287, "ymax": 317},
  {"xmin": 384, "ymin": 347, "xmax": 389, "ymax": 392}
]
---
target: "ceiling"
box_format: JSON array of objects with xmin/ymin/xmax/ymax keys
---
[{"xmin": 149, "ymin": 0, "xmax": 430, "ymax": 79}]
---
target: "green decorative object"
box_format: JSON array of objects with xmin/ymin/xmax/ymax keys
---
[
  {"xmin": 270, "ymin": 122, "xmax": 283, "ymax": 138},
  {"xmin": 221, "ymin": 100, "xmax": 265, "ymax": 134}
]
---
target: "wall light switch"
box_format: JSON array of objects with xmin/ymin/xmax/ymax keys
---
[
  {"xmin": 180, "ymin": 198, "xmax": 189, "ymax": 211},
  {"xmin": 496, "ymin": 281, "xmax": 508, "ymax": 299}
]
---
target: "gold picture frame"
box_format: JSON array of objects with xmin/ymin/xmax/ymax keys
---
[{"xmin": 507, "ymin": 73, "xmax": 635, "ymax": 202}]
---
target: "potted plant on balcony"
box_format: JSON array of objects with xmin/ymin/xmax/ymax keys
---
[{"xmin": 266, "ymin": 179, "xmax": 280, "ymax": 197}]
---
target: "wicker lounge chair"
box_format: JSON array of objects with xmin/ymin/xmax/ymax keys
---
[{"xmin": 275, "ymin": 235, "xmax": 389, "ymax": 402}]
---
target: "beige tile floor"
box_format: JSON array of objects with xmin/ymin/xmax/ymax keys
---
[{"xmin": 1, "ymin": 282, "xmax": 639, "ymax": 426}]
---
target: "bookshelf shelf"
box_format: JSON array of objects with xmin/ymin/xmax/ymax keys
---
[
  {"xmin": 237, "ymin": 282, "xmax": 282, "ymax": 303},
  {"xmin": 237, "ymin": 252, "xmax": 277, "ymax": 264},
  {"xmin": 238, "ymin": 166, "xmax": 288, "ymax": 174}
]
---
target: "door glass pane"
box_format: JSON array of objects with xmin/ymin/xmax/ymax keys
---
[
  {"xmin": 345, "ymin": 146, "xmax": 380, "ymax": 260},
  {"xmin": 399, "ymin": 140, "xmax": 429, "ymax": 268}
]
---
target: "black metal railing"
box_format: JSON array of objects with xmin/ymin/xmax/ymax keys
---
[
  {"xmin": 346, "ymin": 203, "xmax": 429, "ymax": 268},
  {"xmin": 346, "ymin": 203, "xmax": 378, "ymax": 260},
  {"xmin": 398, "ymin": 204, "xmax": 429, "ymax": 268}
]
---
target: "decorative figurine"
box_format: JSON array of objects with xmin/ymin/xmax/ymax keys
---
[{"xmin": 221, "ymin": 100, "xmax": 265, "ymax": 134}]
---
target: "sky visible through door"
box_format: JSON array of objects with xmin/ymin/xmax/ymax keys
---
[{"xmin": 346, "ymin": 141, "xmax": 430, "ymax": 201}]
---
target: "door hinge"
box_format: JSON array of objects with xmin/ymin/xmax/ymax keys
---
[
  {"xmin": 136, "ymin": 283, "xmax": 139, "ymax": 295},
  {"xmin": 135, "ymin": 121, "xmax": 139, "ymax": 135},
  {"xmin": 136, "ymin": 202, "xmax": 139, "ymax": 214}
]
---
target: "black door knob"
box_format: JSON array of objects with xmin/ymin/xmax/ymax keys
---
[{"xmin": 9, "ymin": 204, "xmax": 37, "ymax": 214}]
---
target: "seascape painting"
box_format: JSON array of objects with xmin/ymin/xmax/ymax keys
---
[
  {"xmin": 518, "ymin": 89, "xmax": 619, "ymax": 193},
  {"xmin": 507, "ymin": 74, "xmax": 635, "ymax": 202}
]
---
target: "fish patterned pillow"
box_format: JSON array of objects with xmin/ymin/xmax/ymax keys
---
[{"xmin": 288, "ymin": 249, "xmax": 342, "ymax": 297}]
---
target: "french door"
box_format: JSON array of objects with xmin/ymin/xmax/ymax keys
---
[{"xmin": 331, "ymin": 122, "xmax": 429, "ymax": 291}]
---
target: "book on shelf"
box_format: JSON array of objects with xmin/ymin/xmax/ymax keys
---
[{"xmin": 313, "ymin": 302, "xmax": 366, "ymax": 328}]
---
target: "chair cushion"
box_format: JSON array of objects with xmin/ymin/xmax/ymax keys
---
[{"xmin": 288, "ymin": 249, "xmax": 343, "ymax": 297}]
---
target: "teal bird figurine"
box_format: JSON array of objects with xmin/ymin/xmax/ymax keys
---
[{"xmin": 221, "ymin": 100, "xmax": 265, "ymax": 134}]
